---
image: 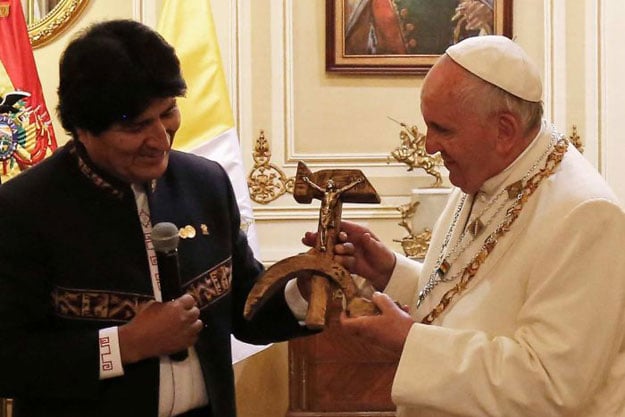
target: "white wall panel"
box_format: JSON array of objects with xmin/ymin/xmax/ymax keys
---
[{"xmin": 602, "ymin": 0, "xmax": 625, "ymax": 201}]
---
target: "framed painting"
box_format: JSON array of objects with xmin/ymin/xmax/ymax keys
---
[{"xmin": 326, "ymin": 0, "xmax": 513, "ymax": 75}]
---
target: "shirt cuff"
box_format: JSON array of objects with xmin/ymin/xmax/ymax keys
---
[
  {"xmin": 99, "ymin": 326, "xmax": 124, "ymax": 379},
  {"xmin": 284, "ymin": 278, "xmax": 308, "ymax": 324}
]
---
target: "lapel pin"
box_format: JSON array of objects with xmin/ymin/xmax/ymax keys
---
[{"xmin": 179, "ymin": 225, "xmax": 196, "ymax": 239}]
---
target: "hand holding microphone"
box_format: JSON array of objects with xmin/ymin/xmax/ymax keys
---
[
  {"xmin": 118, "ymin": 222, "xmax": 202, "ymax": 364},
  {"xmin": 118, "ymin": 294, "xmax": 202, "ymax": 364},
  {"xmin": 152, "ymin": 222, "xmax": 192, "ymax": 361}
]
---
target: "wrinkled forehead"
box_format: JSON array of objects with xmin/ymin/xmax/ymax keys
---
[{"xmin": 420, "ymin": 56, "xmax": 467, "ymax": 103}]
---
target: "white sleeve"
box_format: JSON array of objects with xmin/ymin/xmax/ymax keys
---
[
  {"xmin": 384, "ymin": 252, "xmax": 423, "ymax": 306},
  {"xmin": 284, "ymin": 279, "xmax": 308, "ymax": 323}
]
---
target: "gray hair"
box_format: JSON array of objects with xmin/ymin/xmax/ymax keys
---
[{"xmin": 455, "ymin": 69, "xmax": 543, "ymax": 135}]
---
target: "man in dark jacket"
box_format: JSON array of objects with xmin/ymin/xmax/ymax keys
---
[{"xmin": 0, "ymin": 19, "xmax": 311, "ymax": 417}]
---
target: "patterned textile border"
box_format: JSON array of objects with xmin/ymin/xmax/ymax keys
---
[
  {"xmin": 184, "ymin": 258, "xmax": 232, "ymax": 309},
  {"xmin": 52, "ymin": 258, "xmax": 233, "ymax": 322}
]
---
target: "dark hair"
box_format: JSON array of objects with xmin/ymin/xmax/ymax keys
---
[{"xmin": 57, "ymin": 19, "xmax": 187, "ymax": 136}]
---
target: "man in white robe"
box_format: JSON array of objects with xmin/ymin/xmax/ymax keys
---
[{"xmin": 302, "ymin": 35, "xmax": 625, "ymax": 416}]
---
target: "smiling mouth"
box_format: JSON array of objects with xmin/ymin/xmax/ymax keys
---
[{"xmin": 139, "ymin": 150, "xmax": 167, "ymax": 161}]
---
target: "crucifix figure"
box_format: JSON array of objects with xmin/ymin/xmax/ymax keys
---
[
  {"xmin": 244, "ymin": 161, "xmax": 381, "ymax": 329},
  {"xmin": 302, "ymin": 176, "xmax": 364, "ymax": 252}
]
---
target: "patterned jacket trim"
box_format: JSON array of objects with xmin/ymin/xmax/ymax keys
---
[
  {"xmin": 184, "ymin": 257, "xmax": 233, "ymax": 310},
  {"xmin": 51, "ymin": 258, "xmax": 233, "ymax": 322},
  {"xmin": 68, "ymin": 140, "xmax": 125, "ymax": 199}
]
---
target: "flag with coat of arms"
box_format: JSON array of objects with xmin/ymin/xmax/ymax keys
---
[{"xmin": 0, "ymin": 0, "xmax": 57, "ymax": 184}]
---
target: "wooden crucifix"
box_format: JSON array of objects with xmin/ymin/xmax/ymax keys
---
[{"xmin": 244, "ymin": 161, "xmax": 381, "ymax": 329}]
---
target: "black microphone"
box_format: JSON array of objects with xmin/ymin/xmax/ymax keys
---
[{"xmin": 152, "ymin": 222, "xmax": 188, "ymax": 361}]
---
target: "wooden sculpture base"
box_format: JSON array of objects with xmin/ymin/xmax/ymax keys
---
[{"xmin": 287, "ymin": 296, "xmax": 398, "ymax": 417}]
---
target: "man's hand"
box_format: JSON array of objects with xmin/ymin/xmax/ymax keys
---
[
  {"xmin": 302, "ymin": 220, "xmax": 396, "ymax": 291},
  {"xmin": 339, "ymin": 292, "xmax": 413, "ymax": 355},
  {"xmin": 118, "ymin": 294, "xmax": 203, "ymax": 364}
]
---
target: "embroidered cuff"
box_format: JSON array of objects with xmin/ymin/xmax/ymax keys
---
[{"xmin": 99, "ymin": 326, "xmax": 124, "ymax": 379}]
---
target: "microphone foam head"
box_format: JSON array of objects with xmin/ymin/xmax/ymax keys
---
[{"xmin": 152, "ymin": 222, "xmax": 180, "ymax": 252}]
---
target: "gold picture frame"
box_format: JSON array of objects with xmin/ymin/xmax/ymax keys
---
[
  {"xmin": 28, "ymin": 0, "xmax": 89, "ymax": 48},
  {"xmin": 326, "ymin": 0, "xmax": 513, "ymax": 75}
]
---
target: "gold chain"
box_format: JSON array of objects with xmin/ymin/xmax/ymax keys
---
[{"xmin": 421, "ymin": 138, "xmax": 569, "ymax": 325}]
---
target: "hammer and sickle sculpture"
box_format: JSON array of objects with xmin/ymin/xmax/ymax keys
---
[{"xmin": 244, "ymin": 161, "xmax": 382, "ymax": 329}]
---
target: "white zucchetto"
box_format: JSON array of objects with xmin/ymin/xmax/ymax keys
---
[{"xmin": 446, "ymin": 35, "xmax": 542, "ymax": 103}]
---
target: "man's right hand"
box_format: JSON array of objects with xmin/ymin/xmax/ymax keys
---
[
  {"xmin": 302, "ymin": 220, "xmax": 396, "ymax": 291},
  {"xmin": 118, "ymin": 293, "xmax": 203, "ymax": 364}
]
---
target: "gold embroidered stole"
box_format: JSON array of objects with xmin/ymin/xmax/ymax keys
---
[{"xmin": 420, "ymin": 138, "xmax": 569, "ymax": 324}]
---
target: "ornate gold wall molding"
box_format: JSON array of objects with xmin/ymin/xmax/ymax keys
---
[
  {"xmin": 387, "ymin": 119, "xmax": 445, "ymax": 258},
  {"xmin": 393, "ymin": 200, "xmax": 432, "ymax": 260},
  {"xmin": 569, "ymin": 124, "xmax": 584, "ymax": 153},
  {"xmin": 248, "ymin": 130, "xmax": 294, "ymax": 204}
]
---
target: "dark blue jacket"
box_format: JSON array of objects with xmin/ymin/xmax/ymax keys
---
[{"xmin": 0, "ymin": 142, "xmax": 310, "ymax": 417}]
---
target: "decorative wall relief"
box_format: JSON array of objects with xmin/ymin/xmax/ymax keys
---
[
  {"xmin": 387, "ymin": 117, "xmax": 443, "ymax": 187},
  {"xmin": 247, "ymin": 130, "xmax": 294, "ymax": 204},
  {"xmin": 569, "ymin": 125, "xmax": 584, "ymax": 153},
  {"xmin": 393, "ymin": 200, "xmax": 432, "ymax": 259},
  {"xmin": 388, "ymin": 119, "xmax": 449, "ymax": 259}
]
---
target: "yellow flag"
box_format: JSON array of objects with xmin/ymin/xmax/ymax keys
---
[
  {"xmin": 157, "ymin": 0, "xmax": 233, "ymax": 150},
  {"xmin": 158, "ymin": 3, "xmax": 269, "ymax": 361},
  {"xmin": 157, "ymin": 0, "xmax": 258, "ymax": 257}
]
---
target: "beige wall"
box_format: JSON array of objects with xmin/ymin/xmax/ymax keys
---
[{"xmin": 233, "ymin": 342, "xmax": 289, "ymax": 417}]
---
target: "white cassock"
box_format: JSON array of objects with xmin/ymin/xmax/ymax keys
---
[{"xmin": 386, "ymin": 120, "xmax": 625, "ymax": 417}]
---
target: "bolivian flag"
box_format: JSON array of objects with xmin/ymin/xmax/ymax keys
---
[{"xmin": 0, "ymin": 0, "xmax": 57, "ymax": 184}]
